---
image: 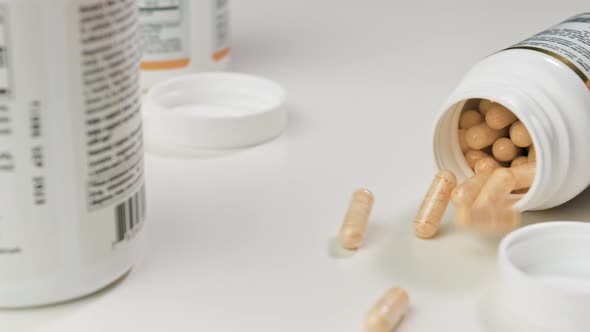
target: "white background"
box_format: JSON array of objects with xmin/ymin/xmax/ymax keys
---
[{"xmin": 3, "ymin": 0, "xmax": 590, "ymax": 331}]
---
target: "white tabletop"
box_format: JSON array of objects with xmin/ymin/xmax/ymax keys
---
[{"xmin": 4, "ymin": 1, "xmax": 590, "ymax": 331}]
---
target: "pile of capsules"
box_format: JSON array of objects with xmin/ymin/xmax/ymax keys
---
[
  {"xmin": 336, "ymin": 100, "xmax": 537, "ymax": 332},
  {"xmin": 458, "ymin": 99, "xmax": 536, "ymax": 195}
]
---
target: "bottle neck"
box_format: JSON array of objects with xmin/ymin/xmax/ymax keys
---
[{"xmin": 505, "ymin": 86, "xmax": 569, "ymax": 210}]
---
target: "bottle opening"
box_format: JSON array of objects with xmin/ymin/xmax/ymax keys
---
[{"xmin": 434, "ymin": 98, "xmax": 537, "ymax": 207}]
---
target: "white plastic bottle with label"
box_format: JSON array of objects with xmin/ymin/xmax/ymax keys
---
[
  {"xmin": 138, "ymin": 0, "xmax": 231, "ymax": 91},
  {"xmin": 0, "ymin": 0, "xmax": 146, "ymax": 307},
  {"xmin": 433, "ymin": 13, "xmax": 590, "ymax": 211}
]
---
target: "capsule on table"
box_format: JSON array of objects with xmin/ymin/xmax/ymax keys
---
[
  {"xmin": 479, "ymin": 99, "xmax": 494, "ymax": 115},
  {"xmin": 464, "ymin": 149, "xmax": 491, "ymax": 169},
  {"xmin": 528, "ymin": 145, "xmax": 536, "ymax": 162},
  {"xmin": 509, "ymin": 121, "xmax": 533, "ymax": 148},
  {"xmin": 473, "ymin": 168, "xmax": 516, "ymax": 208},
  {"xmin": 474, "ymin": 157, "xmax": 501, "ymax": 175},
  {"xmin": 366, "ymin": 287, "xmax": 409, "ymax": 332},
  {"xmin": 339, "ymin": 188, "xmax": 374, "ymax": 250},
  {"xmin": 414, "ymin": 170, "xmax": 457, "ymax": 239},
  {"xmin": 492, "ymin": 137, "xmax": 522, "ymax": 162},
  {"xmin": 511, "ymin": 162, "xmax": 536, "ymax": 190},
  {"xmin": 465, "ymin": 123, "xmax": 509, "ymax": 149},
  {"xmin": 511, "ymin": 156, "xmax": 528, "ymax": 168},
  {"xmin": 460, "ymin": 110, "xmax": 483, "ymax": 129},
  {"xmin": 486, "ymin": 104, "xmax": 518, "ymax": 130}
]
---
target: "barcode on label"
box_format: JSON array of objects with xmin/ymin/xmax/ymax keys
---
[{"xmin": 114, "ymin": 184, "xmax": 146, "ymax": 243}]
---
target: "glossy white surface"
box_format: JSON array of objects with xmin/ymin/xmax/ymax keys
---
[{"xmin": 3, "ymin": 1, "xmax": 590, "ymax": 331}]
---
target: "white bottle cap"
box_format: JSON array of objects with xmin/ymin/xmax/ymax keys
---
[
  {"xmin": 497, "ymin": 221, "xmax": 590, "ymax": 331},
  {"xmin": 143, "ymin": 72, "xmax": 287, "ymax": 150}
]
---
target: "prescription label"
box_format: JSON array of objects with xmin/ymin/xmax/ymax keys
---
[
  {"xmin": 212, "ymin": 0, "xmax": 230, "ymax": 61},
  {"xmin": 75, "ymin": 0, "xmax": 145, "ymax": 263},
  {"xmin": 138, "ymin": 0, "xmax": 190, "ymax": 70},
  {"xmin": 79, "ymin": 0, "xmax": 144, "ymax": 212},
  {"xmin": 509, "ymin": 13, "xmax": 590, "ymax": 88}
]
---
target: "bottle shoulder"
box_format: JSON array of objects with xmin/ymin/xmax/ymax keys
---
[{"xmin": 473, "ymin": 49, "xmax": 577, "ymax": 83}]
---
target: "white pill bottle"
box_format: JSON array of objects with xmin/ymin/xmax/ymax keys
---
[
  {"xmin": 0, "ymin": 0, "xmax": 145, "ymax": 307},
  {"xmin": 434, "ymin": 13, "xmax": 590, "ymax": 211},
  {"xmin": 138, "ymin": 0, "xmax": 230, "ymax": 91}
]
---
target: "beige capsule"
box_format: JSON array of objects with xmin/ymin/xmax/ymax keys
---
[
  {"xmin": 464, "ymin": 149, "xmax": 491, "ymax": 169},
  {"xmin": 339, "ymin": 188, "xmax": 374, "ymax": 250},
  {"xmin": 451, "ymin": 173, "xmax": 490, "ymax": 226},
  {"xmin": 465, "ymin": 123, "xmax": 509, "ymax": 150},
  {"xmin": 511, "ymin": 156, "xmax": 528, "ymax": 168},
  {"xmin": 473, "ymin": 168, "xmax": 516, "ymax": 208},
  {"xmin": 495, "ymin": 206, "xmax": 522, "ymax": 232},
  {"xmin": 472, "ymin": 169, "xmax": 520, "ymax": 232},
  {"xmin": 528, "ymin": 145, "xmax": 536, "ymax": 162},
  {"xmin": 474, "ymin": 157, "xmax": 501, "ymax": 175},
  {"xmin": 454, "ymin": 206, "xmax": 473, "ymax": 227},
  {"xmin": 511, "ymin": 162, "xmax": 536, "ymax": 190},
  {"xmin": 452, "ymin": 173, "xmax": 491, "ymax": 207},
  {"xmin": 366, "ymin": 287, "xmax": 410, "ymax": 332},
  {"xmin": 414, "ymin": 170, "xmax": 457, "ymax": 239},
  {"xmin": 509, "ymin": 121, "xmax": 533, "ymax": 148},
  {"xmin": 512, "ymin": 188, "xmax": 529, "ymax": 194},
  {"xmin": 458, "ymin": 129, "xmax": 469, "ymax": 153},
  {"xmin": 471, "ymin": 204, "xmax": 521, "ymax": 233},
  {"xmin": 492, "ymin": 137, "xmax": 523, "ymax": 162},
  {"xmin": 479, "ymin": 99, "xmax": 494, "ymax": 116},
  {"xmin": 486, "ymin": 104, "xmax": 518, "ymax": 130},
  {"xmin": 505, "ymin": 193, "xmax": 522, "ymax": 206},
  {"xmin": 460, "ymin": 110, "xmax": 483, "ymax": 129}
]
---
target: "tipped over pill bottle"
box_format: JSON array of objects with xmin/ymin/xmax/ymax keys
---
[
  {"xmin": 433, "ymin": 13, "xmax": 590, "ymax": 211},
  {"xmin": 138, "ymin": 0, "xmax": 231, "ymax": 91},
  {"xmin": 0, "ymin": 0, "xmax": 145, "ymax": 307}
]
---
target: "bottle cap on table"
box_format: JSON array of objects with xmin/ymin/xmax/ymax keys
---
[{"xmin": 143, "ymin": 72, "xmax": 287, "ymax": 151}]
